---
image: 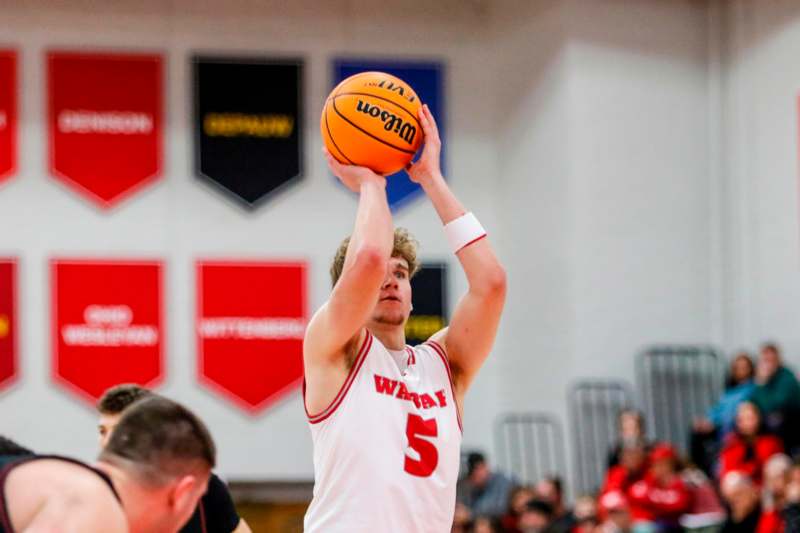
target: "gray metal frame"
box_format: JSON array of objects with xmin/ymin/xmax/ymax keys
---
[
  {"xmin": 636, "ymin": 345, "xmax": 724, "ymax": 453},
  {"xmin": 494, "ymin": 412, "xmax": 566, "ymax": 486},
  {"xmin": 568, "ymin": 379, "xmax": 635, "ymax": 495}
]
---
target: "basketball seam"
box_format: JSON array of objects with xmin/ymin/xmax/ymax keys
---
[
  {"xmin": 332, "ymin": 99, "xmax": 416, "ymax": 155},
  {"xmin": 334, "ymin": 92, "xmax": 420, "ymax": 127},
  {"xmin": 333, "ymin": 71, "xmax": 375, "ymax": 97},
  {"xmin": 324, "ymin": 102, "xmax": 356, "ymax": 165}
]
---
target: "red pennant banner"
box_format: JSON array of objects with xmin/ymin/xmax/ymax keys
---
[
  {"xmin": 48, "ymin": 52, "xmax": 162, "ymax": 208},
  {"xmin": 0, "ymin": 259, "xmax": 17, "ymax": 390},
  {"xmin": 52, "ymin": 260, "xmax": 163, "ymax": 404},
  {"xmin": 197, "ymin": 261, "xmax": 306, "ymax": 413},
  {"xmin": 0, "ymin": 51, "xmax": 17, "ymax": 184}
]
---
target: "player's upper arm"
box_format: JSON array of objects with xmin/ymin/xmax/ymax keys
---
[
  {"xmin": 435, "ymin": 240, "xmax": 506, "ymax": 392},
  {"xmin": 304, "ymin": 243, "xmax": 386, "ymax": 364}
]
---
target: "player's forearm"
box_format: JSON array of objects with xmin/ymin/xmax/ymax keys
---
[
  {"xmin": 420, "ymin": 174, "xmax": 505, "ymax": 296},
  {"xmin": 419, "ymin": 172, "xmax": 465, "ymax": 224},
  {"xmin": 343, "ymin": 179, "xmax": 393, "ymax": 272}
]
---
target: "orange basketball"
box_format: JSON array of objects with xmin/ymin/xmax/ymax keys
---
[{"xmin": 321, "ymin": 72, "xmax": 423, "ymax": 175}]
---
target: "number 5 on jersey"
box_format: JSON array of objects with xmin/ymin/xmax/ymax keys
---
[{"xmin": 404, "ymin": 414, "xmax": 438, "ymax": 477}]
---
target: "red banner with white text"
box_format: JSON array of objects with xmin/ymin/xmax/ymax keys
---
[
  {"xmin": 52, "ymin": 260, "xmax": 163, "ymax": 404},
  {"xmin": 0, "ymin": 51, "xmax": 17, "ymax": 184},
  {"xmin": 48, "ymin": 52, "xmax": 162, "ymax": 208},
  {"xmin": 0, "ymin": 260, "xmax": 17, "ymax": 390},
  {"xmin": 197, "ymin": 261, "xmax": 306, "ymax": 413}
]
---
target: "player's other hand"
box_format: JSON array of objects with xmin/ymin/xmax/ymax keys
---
[
  {"xmin": 406, "ymin": 104, "xmax": 442, "ymax": 185},
  {"xmin": 324, "ymin": 148, "xmax": 386, "ymax": 193}
]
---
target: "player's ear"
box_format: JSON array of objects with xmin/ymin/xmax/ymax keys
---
[{"xmin": 169, "ymin": 474, "xmax": 203, "ymax": 514}]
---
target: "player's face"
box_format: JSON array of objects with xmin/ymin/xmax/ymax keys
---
[
  {"xmin": 98, "ymin": 412, "xmax": 121, "ymax": 448},
  {"xmin": 372, "ymin": 257, "xmax": 412, "ymax": 327}
]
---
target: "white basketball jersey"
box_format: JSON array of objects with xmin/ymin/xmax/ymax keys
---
[{"xmin": 304, "ymin": 331, "xmax": 462, "ymax": 533}]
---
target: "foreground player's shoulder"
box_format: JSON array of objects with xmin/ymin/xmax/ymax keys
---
[{"xmin": 6, "ymin": 459, "xmax": 126, "ymax": 532}]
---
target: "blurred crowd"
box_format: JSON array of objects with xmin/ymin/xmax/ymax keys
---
[{"xmin": 454, "ymin": 343, "xmax": 800, "ymax": 533}]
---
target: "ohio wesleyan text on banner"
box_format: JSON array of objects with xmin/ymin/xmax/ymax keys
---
[
  {"xmin": 48, "ymin": 52, "xmax": 163, "ymax": 208},
  {"xmin": 52, "ymin": 260, "xmax": 163, "ymax": 404},
  {"xmin": 197, "ymin": 261, "xmax": 307, "ymax": 413},
  {"xmin": 194, "ymin": 57, "xmax": 303, "ymax": 207}
]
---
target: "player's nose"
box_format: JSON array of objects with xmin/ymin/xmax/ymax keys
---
[{"xmin": 381, "ymin": 272, "xmax": 398, "ymax": 289}]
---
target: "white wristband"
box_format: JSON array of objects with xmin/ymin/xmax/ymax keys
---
[{"xmin": 444, "ymin": 212, "xmax": 486, "ymax": 253}]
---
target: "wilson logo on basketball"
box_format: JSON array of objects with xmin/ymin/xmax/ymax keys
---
[
  {"xmin": 356, "ymin": 100, "xmax": 417, "ymax": 145},
  {"xmin": 365, "ymin": 79, "xmax": 417, "ymax": 103}
]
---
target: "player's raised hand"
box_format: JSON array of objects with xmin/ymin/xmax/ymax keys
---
[
  {"xmin": 324, "ymin": 148, "xmax": 386, "ymax": 193},
  {"xmin": 406, "ymin": 104, "xmax": 442, "ymax": 185}
]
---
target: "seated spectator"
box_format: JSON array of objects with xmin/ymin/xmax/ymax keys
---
[
  {"xmin": 720, "ymin": 471, "xmax": 762, "ymax": 533},
  {"xmin": 453, "ymin": 502, "xmax": 471, "ymax": 533},
  {"xmin": 690, "ymin": 352, "xmax": 756, "ymax": 474},
  {"xmin": 572, "ymin": 495, "xmax": 599, "ymax": 533},
  {"xmin": 535, "ymin": 477, "xmax": 575, "ymax": 533},
  {"xmin": 782, "ymin": 462, "xmax": 800, "ymax": 533},
  {"xmin": 472, "ymin": 515, "xmax": 501, "ymax": 533},
  {"xmin": 608, "ymin": 410, "xmax": 649, "ymax": 468},
  {"xmin": 626, "ymin": 444, "xmax": 691, "ymax": 533},
  {"xmin": 760, "ymin": 454, "xmax": 793, "ymax": 533},
  {"xmin": 602, "ymin": 439, "xmax": 649, "ymax": 498},
  {"xmin": 751, "ymin": 343, "xmax": 800, "ymax": 451},
  {"xmin": 679, "ymin": 464, "xmax": 725, "ymax": 528},
  {"xmin": 598, "ymin": 491, "xmax": 633, "ymax": 533},
  {"xmin": 719, "ymin": 401, "xmax": 783, "ymax": 485},
  {"xmin": 500, "ymin": 485, "xmax": 535, "ymax": 533},
  {"xmin": 518, "ymin": 499, "xmax": 554, "ymax": 533},
  {"xmin": 458, "ymin": 452, "xmax": 515, "ymax": 520}
]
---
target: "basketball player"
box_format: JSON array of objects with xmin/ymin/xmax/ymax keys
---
[
  {"xmin": 0, "ymin": 396, "xmax": 215, "ymax": 533},
  {"xmin": 97, "ymin": 384, "xmax": 252, "ymax": 533},
  {"xmin": 304, "ymin": 104, "xmax": 506, "ymax": 532}
]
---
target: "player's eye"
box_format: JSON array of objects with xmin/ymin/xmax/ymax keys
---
[{"xmin": 395, "ymin": 271, "xmax": 407, "ymax": 279}]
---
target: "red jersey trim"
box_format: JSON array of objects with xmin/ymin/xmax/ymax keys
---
[
  {"xmin": 305, "ymin": 331, "xmax": 373, "ymax": 424},
  {"xmin": 455, "ymin": 233, "xmax": 487, "ymax": 253},
  {"xmin": 425, "ymin": 340, "xmax": 463, "ymax": 432},
  {"xmin": 405, "ymin": 346, "xmax": 416, "ymax": 366}
]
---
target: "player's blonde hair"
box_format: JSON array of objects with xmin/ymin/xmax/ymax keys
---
[{"xmin": 330, "ymin": 228, "xmax": 420, "ymax": 287}]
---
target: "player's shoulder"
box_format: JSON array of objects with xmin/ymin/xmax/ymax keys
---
[
  {"xmin": 7, "ymin": 458, "xmax": 125, "ymax": 531},
  {"xmin": 412, "ymin": 338, "xmax": 447, "ymax": 360}
]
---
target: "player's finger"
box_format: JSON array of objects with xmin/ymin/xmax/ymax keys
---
[
  {"xmin": 323, "ymin": 149, "xmax": 344, "ymax": 175},
  {"xmin": 423, "ymin": 104, "xmax": 440, "ymax": 140}
]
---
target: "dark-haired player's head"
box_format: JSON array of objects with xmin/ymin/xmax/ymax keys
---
[
  {"xmin": 98, "ymin": 395, "xmax": 216, "ymax": 533},
  {"xmin": 330, "ymin": 227, "xmax": 420, "ymax": 329},
  {"xmin": 97, "ymin": 383, "xmax": 153, "ymax": 447}
]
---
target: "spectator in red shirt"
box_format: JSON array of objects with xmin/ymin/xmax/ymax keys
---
[
  {"xmin": 720, "ymin": 401, "xmax": 784, "ymax": 485},
  {"xmin": 602, "ymin": 438, "xmax": 649, "ymax": 497},
  {"xmin": 626, "ymin": 444, "xmax": 691, "ymax": 533},
  {"xmin": 500, "ymin": 485, "xmax": 535, "ymax": 533},
  {"xmin": 759, "ymin": 454, "xmax": 793, "ymax": 533}
]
